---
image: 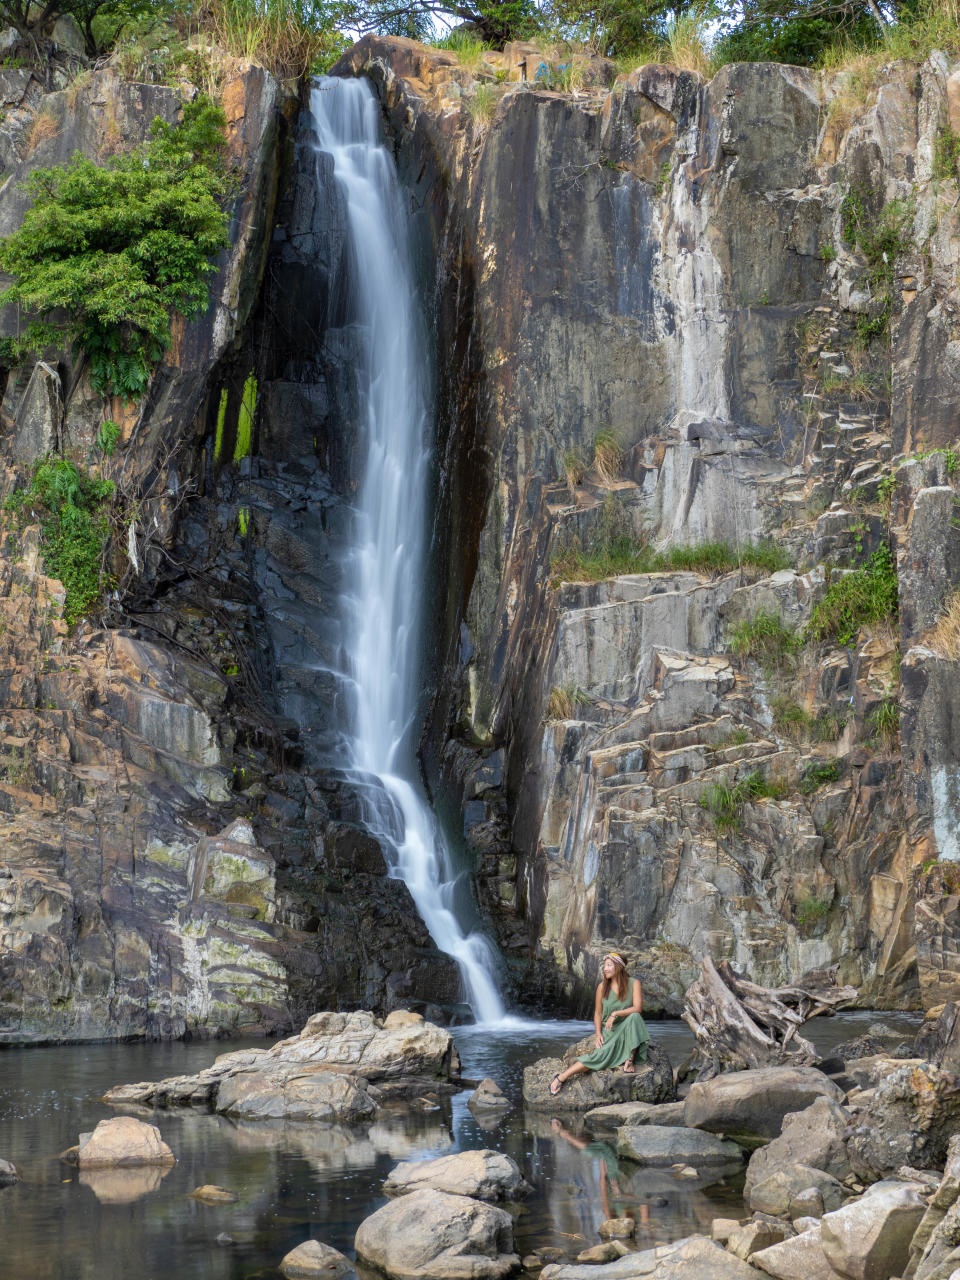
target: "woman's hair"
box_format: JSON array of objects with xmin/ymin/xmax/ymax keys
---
[{"xmin": 600, "ymin": 963, "xmax": 628, "ymax": 1002}]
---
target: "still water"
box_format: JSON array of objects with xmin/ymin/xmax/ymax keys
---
[{"xmin": 0, "ymin": 1012, "xmax": 921, "ymax": 1279}]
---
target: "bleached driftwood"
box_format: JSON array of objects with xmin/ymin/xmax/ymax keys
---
[{"xmin": 682, "ymin": 956, "xmax": 858, "ymax": 1078}]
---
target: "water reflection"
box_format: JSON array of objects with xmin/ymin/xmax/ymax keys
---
[{"xmin": 79, "ymin": 1164, "xmax": 172, "ymax": 1204}]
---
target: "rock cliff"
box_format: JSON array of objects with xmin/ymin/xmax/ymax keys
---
[{"xmin": 334, "ymin": 37, "xmax": 960, "ymax": 1014}]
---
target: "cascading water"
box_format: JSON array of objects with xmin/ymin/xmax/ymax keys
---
[{"xmin": 309, "ymin": 77, "xmax": 505, "ymax": 1024}]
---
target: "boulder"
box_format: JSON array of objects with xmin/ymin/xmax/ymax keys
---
[
  {"xmin": 577, "ymin": 1243, "xmax": 622, "ymax": 1263},
  {"xmin": 748, "ymin": 1164, "xmax": 846, "ymax": 1217},
  {"xmin": 599, "ymin": 1218, "xmax": 635, "ymax": 1240},
  {"xmin": 469, "ymin": 1079, "xmax": 510, "ymax": 1110},
  {"xmin": 383, "ymin": 1150, "xmax": 528, "ymax": 1202},
  {"xmin": 847, "ymin": 1062, "xmax": 960, "ymax": 1180},
  {"xmin": 908, "ymin": 1134, "xmax": 960, "ymax": 1276},
  {"xmin": 750, "ymin": 1224, "xmax": 842, "ymax": 1280},
  {"xmin": 727, "ymin": 1217, "xmax": 791, "ymax": 1259},
  {"xmin": 913, "ymin": 1200, "xmax": 960, "ymax": 1280},
  {"xmin": 354, "ymin": 1188, "xmax": 519, "ymax": 1279},
  {"xmin": 216, "ymin": 1068, "xmax": 378, "ymax": 1122},
  {"xmin": 539, "ymin": 1236, "xmax": 759, "ymax": 1278},
  {"xmin": 76, "ymin": 1117, "xmax": 175, "ymax": 1169},
  {"xmin": 11, "ymin": 361, "xmax": 62, "ymax": 465},
  {"xmin": 585, "ymin": 1101, "xmax": 686, "ymax": 1131},
  {"xmin": 914, "ymin": 1003, "xmax": 960, "ymax": 1073},
  {"xmin": 843, "ymin": 1055, "xmax": 924, "ymax": 1092},
  {"xmin": 523, "ymin": 1044, "xmax": 673, "ymax": 1112},
  {"xmin": 745, "ymin": 1097, "xmax": 853, "ymax": 1197},
  {"xmin": 819, "ymin": 1182, "xmax": 925, "ymax": 1280},
  {"xmin": 615, "ymin": 1123, "xmax": 743, "ymax": 1167},
  {"xmin": 280, "ymin": 1239, "xmax": 355, "ymax": 1279},
  {"xmin": 0, "ymin": 1158, "xmax": 19, "ymax": 1185},
  {"xmin": 684, "ymin": 1067, "xmax": 843, "ymax": 1142},
  {"xmin": 104, "ymin": 1010, "xmax": 459, "ymax": 1120}
]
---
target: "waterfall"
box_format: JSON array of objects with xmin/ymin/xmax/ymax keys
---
[{"xmin": 309, "ymin": 77, "xmax": 505, "ymax": 1024}]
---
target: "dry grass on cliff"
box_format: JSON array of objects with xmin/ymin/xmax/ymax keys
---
[
  {"xmin": 204, "ymin": 0, "xmax": 331, "ymax": 79},
  {"xmin": 928, "ymin": 589, "xmax": 960, "ymax": 660},
  {"xmin": 24, "ymin": 110, "xmax": 59, "ymax": 158}
]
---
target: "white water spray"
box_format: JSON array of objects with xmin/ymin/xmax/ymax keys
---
[{"xmin": 310, "ymin": 77, "xmax": 505, "ymax": 1024}]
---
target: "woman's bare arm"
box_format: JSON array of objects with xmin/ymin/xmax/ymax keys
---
[
  {"xmin": 594, "ymin": 984, "xmax": 604, "ymax": 1048},
  {"xmin": 606, "ymin": 978, "xmax": 643, "ymax": 1028}
]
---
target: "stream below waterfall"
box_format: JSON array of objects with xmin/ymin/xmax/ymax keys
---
[{"xmin": 0, "ymin": 1010, "xmax": 923, "ymax": 1279}]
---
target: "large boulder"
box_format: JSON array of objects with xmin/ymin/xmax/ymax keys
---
[
  {"xmin": 819, "ymin": 1183, "xmax": 926, "ymax": 1280},
  {"xmin": 684, "ymin": 1067, "xmax": 843, "ymax": 1142},
  {"xmin": 76, "ymin": 1117, "xmax": 175, "ymax": 1168},
  {"xmin": 585, "ymin": 1101, "xmax": 686, "ymax": 1131},
  {"xmin": 745, "ymin": 1097, "xmax": 853, "ymax": 1198},
  {"xmin": 748, "ymin": 1164, "xmax": 846, "ymax": 1217},
  {"xmin": 383, "ymin": 1151, "xmax": 529, "ymax": 1202},
  {"xmin": 523, "ymin": 1044, "xmax": 673, "ymax": 1112},
  {"xmin": 354, "ymin": 1188, "xmax": 519, "ymax": 1279},
  {"xmin": 615, "ymin": 1124, "xmax": 743, "ymax": 1167},
  {"xmin": 216, "ymin": 1068, "xmax": 378, "ymax": 1122},
  {"xmin": 104, "ymin": 1010, "xmax": 460, "ymax": 1120},
  {"xmin": 909, "ymin": 1134, "xmax": 960, "ymax": 1277},
  {"xmin": 539, "ymin": 1236, "xmax": 758, "ymax": 1278},
  {"xmin": 750, "ymin": 1224, "xmax": 841, "ymax": 1280},
  {"xmin": 847, "ymin": 1062, "xmax": 960, "ymax": 1180}
]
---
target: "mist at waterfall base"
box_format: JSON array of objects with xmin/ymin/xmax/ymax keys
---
[{"xmin": 309, "ymin": 77, "xmax": 505, "ymax": 1024}]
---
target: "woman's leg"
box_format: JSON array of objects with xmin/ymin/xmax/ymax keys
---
[{"xmin": 549, "ymin": 1060, "xmax": 590, "ymax": 1094}]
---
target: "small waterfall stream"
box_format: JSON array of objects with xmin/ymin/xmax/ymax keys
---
[{"xmin": 310, "ymin": 78, "xmax": 505, "ymax": 1024}]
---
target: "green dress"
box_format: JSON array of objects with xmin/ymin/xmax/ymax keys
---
[{"xmin": 578, "ymin": 979, "xmax": 650, "ymax": 1071}]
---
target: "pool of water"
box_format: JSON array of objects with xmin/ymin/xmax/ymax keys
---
[{"xmin": 0, "ymin": 1010, "xmax": 923, "ymax": 1279}]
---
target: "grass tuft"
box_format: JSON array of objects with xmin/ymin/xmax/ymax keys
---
[
  {"xmin": 805, "ymin": 543, "xmax": 898, "ymax": 647},
  {"xmin": 729, "ymin": 610, "xmax": 801, "ymax": 673},
  {"xmin": 700, "ymin": 770, "xmax": 787, "ymax": 832},
  {"xmin": 592, "ymin": 429, "xmax": 622, "ymax": 484},
  {"xmin": 546, "ymin": 683, "xmax": 588, "ymax": 721},
  {"xmin": 928, "ymin": 588, "xmax": 960, "ymax": 659}
]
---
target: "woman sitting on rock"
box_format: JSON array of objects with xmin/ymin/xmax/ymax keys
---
[{"xmin": 549, "ymin": 952, "xmax": 649, "ymax": 1096}]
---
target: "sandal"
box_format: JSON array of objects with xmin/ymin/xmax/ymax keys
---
[
  {"xmin": 549, "ymin": 1073, "xmax": 564, "ymax": 1096},
  {"xmin": 621, "ymin": 1060, "xmax": 636, "ymax": 1074}
]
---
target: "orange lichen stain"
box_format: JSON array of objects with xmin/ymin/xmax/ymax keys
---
[{"xmin": 108, "ymin": 397, "xmax": 139, "ymax": 437}]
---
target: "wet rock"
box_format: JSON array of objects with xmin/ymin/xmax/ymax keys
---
[
  {"xmin": 745, "ymin": 1097, "xmax": 853, "ymax": 1198},
  {"xmin": 847, "ymin": 1062, "xmax": 960, "ymax": 1180},
  {"xmin": 540, "ymin": 1235, "xmax": 759, "ymax": 1278},
  {"xmin": 76, "ymin": 1117, "xmax": 175, "ymax": 1169},
  {"xmin": 469, "ymin": 1079, "xmax": 510, "ymax": 1110},
  {"xmin": 598, "ymin": 1218, "xmax": 635, "ymax": 1240},
  {"xmin": 354, "ymin": 1188, "xmax": 519, "ymax": 1279},
  {"xmin": 684, "ymin": 1067, "xmax": 843, "ymax": 1142},
  {"xmin": 383, "ymin": 1150, "xmax": 528, "ymax": 1202},
  {"xmin": 523, "ymin": 1043, "xmax": 673, "ymax": 1112},
  {"xmin": 189, "ymin": 1185, "xmax": 238, "ymax": 1204},
  {"xmin": 585, "ymin": 1101, "xmax": 686, "ymax": 1131},
  {"xmin": 0, "ymin": 1158, "xmax": 19, "ymax": 1185},
  {"xmin": 104, "ymin": 1010, "xmax": 458, "ymax": 1120},
  {"xmin": 279, "ymin": 1239, "xmax": 355, "ymax": 1279},
  {"xmin": 748, "ymin": 1165, "xmax": 846, "ymax": 1217},
  {"xmin": 577, "ymin": 1242, "xmax": 622, "ymax": 1263},
  {"xmin": 616, "ymin": 1123, "xmax": 743, "ymax": 1167},
  {"xmin": 819, "ymin": 1182, "xmax": 925, "ymax": 1280},
  {"xmin": 750, "ymin": 1224, "xmax": 840, "ymax": 1280}
]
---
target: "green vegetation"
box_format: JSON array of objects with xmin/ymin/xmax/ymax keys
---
[
  {"xmin": 840, "ymin": 183, "xmax": 914, "ymax": 341},
  {"xmin": 729, "ymin": 609, "xmax": 800, "ymax": 673},
  {"xmin": 434, "ymin": 26, "xmax": 491, "ymax": 63},
  {"xmin": 794, "ymin": 894, "xmax": 831, "ymax": 930},
  {"xmin": 934, "ymin": 127, "xmax": 960, "ymax": 183},
  {"xmin": 799, "ymin": 758, "xmax": 841, "ymax": 795},
  {"xmin": 546, "ymin": 682, "xmax": 588, "ymax": 720},
  {"xmin": 805, "ymin": 542, "xmax": 898, "ymax": 647},
  {"xmin": 6, "ymin": 457, "xmax": 114, "ymax": 626},
  {"xmin": 96, "ymin": 419, "xmax": 121, "ymax": 457},
  {"xmin": 665, "ymin": 539, "xmax": 790, "ymax": 576},
  {"xmin": 0, "ymin": 96, "xmax": 229, "ymax": 401},
  {"xmin": 592, "ymin": 429, "xmax": 622, "ymax": 484},
  {"xmin": 468, "ymin": 82, "xmax": 498, "ymax": 123},
  {"xmin": 869, "ymin": 696, "xmax": 900, "ymax": 745},
  {"xmin": 700, "ymin": 769, "xmax": 786, "ymax": 832}
]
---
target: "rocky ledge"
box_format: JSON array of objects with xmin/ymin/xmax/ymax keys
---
[{"xmin": 103, "ymin": 1009, "xmax": 460, "ymax": 1121}]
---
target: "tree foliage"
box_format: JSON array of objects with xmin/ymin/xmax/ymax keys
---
[{"xmin": 0, "ymin": 95, "xmax": 229, "ymax": 401}]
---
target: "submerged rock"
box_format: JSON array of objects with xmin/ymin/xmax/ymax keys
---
[
  {"xmin": 383, "ymin": 1150, "xmax": 528, "ymax": 1202},
  {"xmin": 279, "ymin": 1239, "xmax": 355, "ymax": 1279},
  {"xmin": 103, "ymin": 1010, "xmax": 459, "ymax": 1121},
  {"xmin": 354, "ymin": 1187, "xmax": 519, "ymax": 1279},
  {"xmin": 189, "ymin": 1185, "xmax": 238, "ymax": 1204},
  {"xmin": 615, "ymin": 1123, "xmax": 742, "ymax": 1167},
  {"xmin": 469, "ymin": 1079, "xmax": 510, "ymax": 1110}
]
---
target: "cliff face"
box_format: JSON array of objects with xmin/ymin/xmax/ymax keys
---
[
  {"xmin": 0, "ymin": 57, "xmax": 460, "ymax": 1043},
  {"xmin": 337, "ymin": 37, "xmax": 960, "ymax": 1013}
]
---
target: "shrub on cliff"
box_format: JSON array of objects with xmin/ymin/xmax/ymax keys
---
[{"xmin": 0, "ymin": 94, "xmax": 229, "ymax": 401}]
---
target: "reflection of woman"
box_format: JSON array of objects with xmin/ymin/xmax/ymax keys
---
[
  {"xmin": 550, "ymin": 1119, "xmax": 649, "ymax": 1228},
  {"xmin": 550, "ymin": 952, "xmax": 649, "ymax": 1096}
]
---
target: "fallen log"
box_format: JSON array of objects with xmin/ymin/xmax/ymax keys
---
[{"xmin": 682, "ymin": 956, "xmax": 858, "ymax": 1078}]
